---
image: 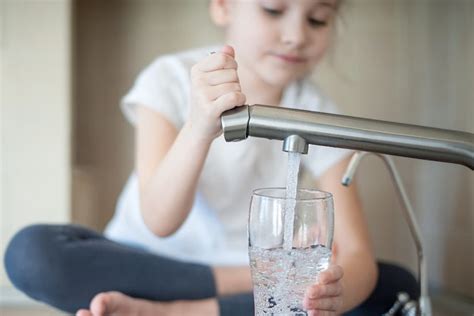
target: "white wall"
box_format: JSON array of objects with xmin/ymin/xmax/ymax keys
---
[{"xmin": 0, "ymin": 0, "xmax": 72, "ymax": 291}]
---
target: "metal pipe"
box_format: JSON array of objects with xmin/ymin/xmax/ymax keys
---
[
  {"xmin": 221, "ymin": 105, "xmax": 474, "ymax": 169},
  {"xmin": 342, "ymin": 151, "xmax": 432, "ymax": 316}
]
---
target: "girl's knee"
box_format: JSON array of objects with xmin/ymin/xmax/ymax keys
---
[
  {"xmin": 3, "ymin": 224, "xmax": 70, "ymax": 296},
  {"xmin": 378, "ymin": 262, "xmax": 419, "ymax": 299},
  {"xmin": 4, "ymin": 224, "xmax": 102, "ymax": 311}
]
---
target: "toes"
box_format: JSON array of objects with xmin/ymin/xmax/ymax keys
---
[
  {"xmin": 91, "ymin": 291, "xmax": 129, "ymax": 315},
  {"xmin": 90, "ymin": 292, "xmax": 112, "ymax": 315},
  {"xmin": 76, "ymin": 309, "xmax": 93, "ymax": 316}
]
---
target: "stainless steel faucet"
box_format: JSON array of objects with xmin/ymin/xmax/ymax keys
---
[{"xmin": 221, "ymin": 104, "xmax": 474, "ymax": 169}]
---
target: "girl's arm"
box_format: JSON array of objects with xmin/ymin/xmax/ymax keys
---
[
  {"xmin": 135, "ymin": 108, "xmax": 211, "ymax": 237},
  {"xmin": 137, "ymin": 45, "xmax": 246, "ymax": 237},
  {"xmin": 304, "ymin": 156, "xmax": 378, "ymax": 313}
]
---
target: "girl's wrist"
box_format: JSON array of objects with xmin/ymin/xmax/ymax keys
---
[{"xmin": 182, "ymin": 121, "xmax": 215, "ymax": 147}]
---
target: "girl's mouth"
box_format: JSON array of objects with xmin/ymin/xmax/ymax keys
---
[{"xmin": 272, "ymin": 53, "xmax": 307, "ymax": 64}]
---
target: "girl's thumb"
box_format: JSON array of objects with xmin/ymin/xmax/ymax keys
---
[{"xmin": 221, "ymin": 45, "xmax": 235, "ymax": 58}]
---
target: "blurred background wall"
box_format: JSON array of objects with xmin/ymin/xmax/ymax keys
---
[
  {"xmin": 1, "ymin": 0, "xmax": 72, "ymax": 302},
  {"xmin": 1, "ymin": 0, "xmax": 473, "ymax": 310}
]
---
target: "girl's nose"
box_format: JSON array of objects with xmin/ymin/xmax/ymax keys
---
[{"xmin": 280, "ymin": 18, "xmax": 306, "ymax": 48}]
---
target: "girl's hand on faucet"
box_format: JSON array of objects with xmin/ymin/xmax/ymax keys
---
[
  {"xmin": 189, "ymin": 44, "xmax": 246, "ymax": 141},
  {"xmin": 303, "ymin": 264, "xmax": 344, "ymax": 316}
]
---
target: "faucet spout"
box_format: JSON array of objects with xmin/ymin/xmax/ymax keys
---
[
  {"xmin": 283, "ymin": 135, "xmax": 308, "ymax": 154},
  {"xmin": 221, "ymin": 104, "xmax": 474, "ymax": 169}
]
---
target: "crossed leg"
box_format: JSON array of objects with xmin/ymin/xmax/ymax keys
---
[{"xmin": 4, "ymin": 224, "xmax": 254, "ymax": 316}]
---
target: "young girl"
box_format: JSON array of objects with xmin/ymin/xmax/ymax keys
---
[{"xmin": 5, "ymin": 0, "xmax": 419, "ymax": 315}]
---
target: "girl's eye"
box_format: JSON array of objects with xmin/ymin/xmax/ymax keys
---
[
  {"xmin": 308, "ymin": 18, "xmax": 328, "ymax": 28},
  {"xmin": 262, "ymin": 7, "xmax": 284, "ymax": 17}
]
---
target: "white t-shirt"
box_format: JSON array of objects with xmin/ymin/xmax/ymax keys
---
[{"xmin": 105, "ymin": 46, "xmax": 350, "ymax": 266}]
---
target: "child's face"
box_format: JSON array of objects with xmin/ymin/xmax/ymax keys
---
[{"xmin": 213, "ymin": 0, "xmax": 338, "ymax": 88}]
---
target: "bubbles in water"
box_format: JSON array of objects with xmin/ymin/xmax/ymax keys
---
[{"xmin": 249, "ymin": 245, "xmax": 332, "ymax": 315}]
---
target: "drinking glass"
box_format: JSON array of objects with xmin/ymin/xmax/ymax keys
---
[{"xmin": 248, "ymin": 188, "xmax": 334, "ymax": 315}]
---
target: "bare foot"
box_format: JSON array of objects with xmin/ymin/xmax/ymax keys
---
[
  {"xmin": 213, "ymin": 266, "xmax": 252, "ymax": 296},
  {"xmin": 76, "ymin": 291, "xmax": 168, "ymax": 316},
  {"xmin": 75, "ymin": 291, "xmax": 219, "ymax": 316}
]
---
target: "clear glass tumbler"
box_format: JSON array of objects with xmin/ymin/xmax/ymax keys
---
[{"xmin": 248, "ymin": 188, "xmax": 334, "ymax": 315}]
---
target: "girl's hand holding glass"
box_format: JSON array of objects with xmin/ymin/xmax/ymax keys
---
[
  {"xmin": 189, "ymin": 44, "xmax": 246, "ymax": 141},
  {"xmin": 303, "ymin": 264, "xmax": 344, "ymax": 316}
]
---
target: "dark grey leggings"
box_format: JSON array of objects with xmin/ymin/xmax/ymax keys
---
[{"xmin": 4, "ymin": 224, "xmax": 419, "ymax": 315}]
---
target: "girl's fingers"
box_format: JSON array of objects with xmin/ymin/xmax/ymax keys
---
[
  {"xmin": 204, "ymin": 68, "xmax": 239, "ymax": 86},
  {"xmin": 319, "ymin": 265, "xmax": 344, "ymax": 284},
  {"xmin": 205, "ymin": 82, "xmax": 242, "ymax": 101},
  {"xmin": 303, "ymin": 266, "xmax": 344, "ymax": 316},
  {"xmin": 305, "ymin": 282, "xmax": 343, "ymax": 299},
  {"xmin": 221, "ymin": 44, "xmax": 235, "ymax": 57},
  {"xmin": 196, "ymin": 52, "xmax": 238, "ymax": 72},
  {"xmin": 214, "ymin": 91, "xmax": 247, "ymax": 112},
  {"xmin": 303, "ymin": 296, "xmax": 343, "ymax": 311}
]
